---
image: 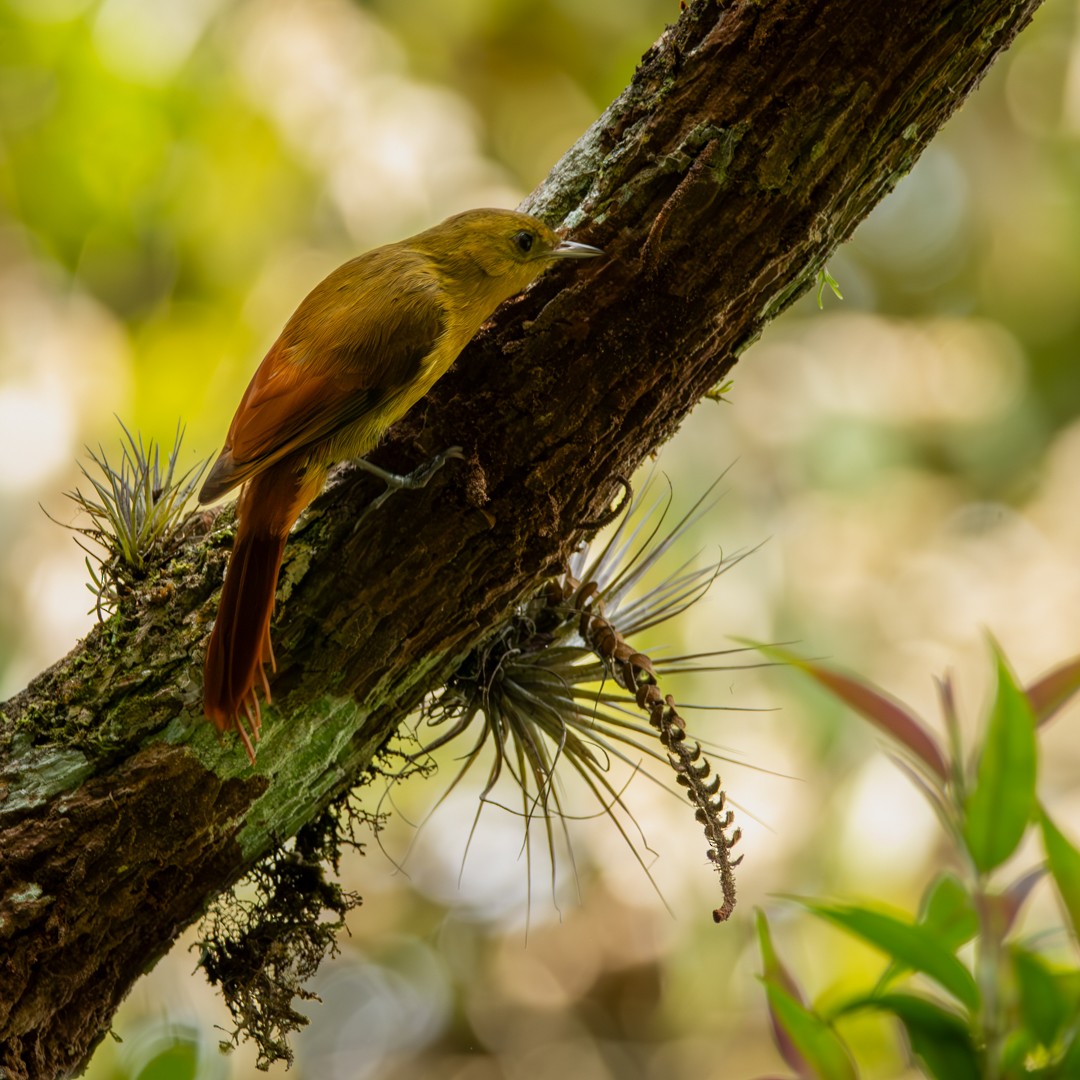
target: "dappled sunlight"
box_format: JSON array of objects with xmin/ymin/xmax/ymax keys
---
[
  {"xmin": 382, "ymin": 781, "xmax": 573, "ymax": 931},
  {"xmin": 6, "ymin": 0, "xmax": 1080, "ymax": 1075},
  {"xmin": 92, "ymin": 0, "xmax": 224, "ymax": 85},
  {"xmin": 834, "ymin": 755, "xmax": 941, "ymax": 892},
  {"xmin": 0, "ymin": 262, "xmax": 133, "ymax": 491},
  {"xmin": 0, "ymin": 383, "xmax": 72, "ymax": 493},
  {"xmin": 233, "ymin": 0, "xmax": 521, "ymax": 244},
  {"xmin": 0, "ymin": 255, "xmax": 135, "ymax": 693},
  {"xmin": 739, "ymin": 313, "xmax": 1026, "ymax": 433}
]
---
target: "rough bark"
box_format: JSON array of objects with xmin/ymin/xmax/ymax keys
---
[{"xmin": 0, "ymin": 0, "xmax": 1043, "ymax": 1074}]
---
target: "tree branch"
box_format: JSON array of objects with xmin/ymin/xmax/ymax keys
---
[{"xmin": 0, "ymin": 0, "xmax": 1043, "ymax": 1073}]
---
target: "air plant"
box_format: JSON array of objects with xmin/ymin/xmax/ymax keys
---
[
  {"xmin": 46, "ymin": 419, "xmax": 207, "ymax": 618},
  {"xmin": 401, "ymin": 474, "xmax": 763, "ymax": 923}
]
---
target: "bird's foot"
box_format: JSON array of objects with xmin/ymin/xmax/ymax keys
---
[{"xmin": 355, "ymin": 446, "xmax": 465, "ymax": 514}]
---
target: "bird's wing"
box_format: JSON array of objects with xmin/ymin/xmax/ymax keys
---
[{"xmin": 200, "ymin": 265, "xmax": 446, "ymax": 503}]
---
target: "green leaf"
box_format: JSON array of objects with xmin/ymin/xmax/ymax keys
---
[
  {"xmin": 704, "ymin": 378, "xmax": 735, "ymax": 403},
  {"xmin": 1040, "ymin": 807, "xmax": 1080, "ymax": 941},
  {"xmin": 836, "ymin": 992, "xmax": 980, "ymax": 1080},
  {"xmin": 757, "ymin": 910, "xmax": 813, "ymax": 1077},
  {"xmin": 816, "ymin": 265, "xmax": 844, "ymax": 308},
  {"xmin": 752, "ymin": 644, "xmax": 948, "ymax": 780},
  {"xmin": 135, "ymin": 1040, "xmax": 200, "ymax": 1080},
  {"xmin": 998, "ymin": 1029, "xmax": 1040, "ymax": 1078},
  {"xmin": 761, "ymin": 981, "xmax": 858, "ymax": 1080},
  {"xmin": 1060, "ymin": 1026, "xmax": 1080, "ymax": 1077},
  {"xmin": 875, "ymin": 873, "xmax": 978, "ymax": 995},
  {"xmin": 920, "ymin": 872, "xmax": 978, "ymax": 951},
  {"xmin": 1011, "ymin": 946, "xmax": 1068, "ymax": 1048},
  {"xmin": 962, "ymin": 649, "xmax": 1038, "ymax": 873},
  {"xmin": 796, "ymin": 899, "xmax": 980, "ymax": 1012},
  {"xmin": 756, "ymin": 908, "xmax": 805, "ymax": 1001}
]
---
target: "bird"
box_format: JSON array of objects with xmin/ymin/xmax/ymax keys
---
[{"xmin": 198, "ymin": 207, "xmax": 603, "ymax": 762}]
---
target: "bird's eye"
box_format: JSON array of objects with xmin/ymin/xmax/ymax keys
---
[{"xmin": 513, "ymin": 230, "xmax": 534, "ymax": 254}]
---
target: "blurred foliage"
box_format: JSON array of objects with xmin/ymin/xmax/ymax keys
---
[
  {"xmin": 3, "ymin": 0, "xmax": 1080, "ymax": 1077},
  {"xmin": 760, "ymin": 645, "xmax": 1080, "ymax": 1079}
]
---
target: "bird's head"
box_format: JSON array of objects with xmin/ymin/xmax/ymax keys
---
[{"xmin": 415, "ymin": 207, "xmax": 604, "ymax": 308}]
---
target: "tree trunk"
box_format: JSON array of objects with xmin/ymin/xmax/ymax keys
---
[{"xmin": 0, "ymin": 0, "xmax": 1043, "ymax": 1074}]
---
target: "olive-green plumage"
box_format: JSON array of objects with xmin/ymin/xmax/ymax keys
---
[{"xmin": 199, "ymin": 208, "xmax": 602, "ymax": 761}]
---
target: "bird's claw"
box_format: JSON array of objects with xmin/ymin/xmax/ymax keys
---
[{"xmin": 355, "ymin": 446, "xmax": 465, "ymax": 516}]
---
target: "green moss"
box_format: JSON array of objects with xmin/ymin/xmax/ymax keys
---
[
  {"xmin": 759, "ymin": 266, "xmax": 816, "ymax": 323},
  {"xmin": 198, "ymin": 802, "xmax": 369, "ymax": 1070},
  {"xmin": 1, "ymin": 736, "xmax": 95, "ymax": 812}
]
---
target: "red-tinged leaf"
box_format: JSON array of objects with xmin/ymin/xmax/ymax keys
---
[
  {"xmin": 811, "ymin": 668, "xmax": 949, "ymax": 780},
  {"xmin": 1025, "ymin": 654, "xmax": 1080, "ymax": 727},
  {"xmin": 757, "ymin": 910, "xmax": 811, "ymax": 1077},
  {"xmin": 1040, "ymin": 806, "xmax": 1080, "ymax": 941},
  {"xmin": 935, "ymin": 673, "xmax": 964, "ymax": 772},
  {"xmin": 753, "ymin": 644, "xmax": 948, "ymax": 780},
  {"xmin": 935, "ymin": 673, "xmax": 959, "ymax": 732},
  {"xmin": 962, "ymin": 650, "xmax": 1037, "ymax": 873},
  {"xmin": 761, "ymin": 981, "xmax": 858, "ymax": 1080},
  {"xmin": 794, "ymin": 899, "xmax": 980, "ymax": 1013},
  {"xmin": 757, "ymin": 909, "xmax": 806, "ymax": 1002},
  {"xmin": 985, "ymin": 865, "xmax": 1045, "ymax": 939}
]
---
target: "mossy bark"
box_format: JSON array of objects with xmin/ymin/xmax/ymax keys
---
[{"xmin": 0, "ymin": 0, "xmax": 1043, "ymax": 1074}]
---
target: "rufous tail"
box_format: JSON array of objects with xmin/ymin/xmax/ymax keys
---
[{"xmin": 203, "ymin": 462, "xmax": 306, "ymax": 762}]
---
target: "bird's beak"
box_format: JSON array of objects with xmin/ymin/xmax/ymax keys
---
[{"xmin": 549, "ymin": 239, "xmax": 605, "ymax": 259}]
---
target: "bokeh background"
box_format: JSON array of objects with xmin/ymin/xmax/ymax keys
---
[{"xmin": 3, "ymin": 0, "xmax": 1080, "ymax": 1076}]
